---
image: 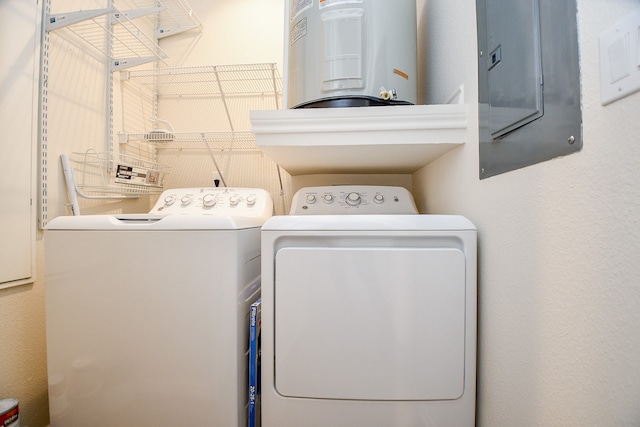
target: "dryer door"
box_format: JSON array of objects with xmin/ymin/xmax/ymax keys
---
[{"xmin": 274, "ymin": 246, "xmax": 466, "ymax": 401}]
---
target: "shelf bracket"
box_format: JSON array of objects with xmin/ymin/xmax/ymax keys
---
[
  {"xmin": 156, "ymin": 25, "xmax": 200, "ymax": 39},
  {"xmin": 114, "ymin": 7, "xmax": 166, "ymax": 22},
  {"xmin": 111, "ymin": 57, "xmax": 165, "ymax": 72},
  {"xmin": 46, "ymin": 8, "xmax": 115, "ymax": 32},
  {"xmin": 154, "ymin": 0, "xmax": 202, "ymax": 39}
]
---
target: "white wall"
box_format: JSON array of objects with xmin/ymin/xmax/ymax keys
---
[
  {"xmin": 162, "ymin": 0, "xmax": 285, "ymax": 71},
  {"xmin": 0, "ymin": 2, "xmax": 48, "ymax": 426},
  {"xmin": 5, "ymin": 0, "xmax": 640, "ymax": 425},
  {"xmin": 414, "ymin": 0, "xmax": 640, "ymax": 425}
]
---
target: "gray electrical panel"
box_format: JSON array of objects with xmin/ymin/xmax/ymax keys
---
[{"xmin": 477, "ymin": 0, "xmax": 582, "ymax": 179}]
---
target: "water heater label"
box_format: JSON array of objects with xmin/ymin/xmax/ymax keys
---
[
  {"xmin": 290, "ymin": 0, "xmax": 313, "ymax": 22},
  {"xmin": 291, "ymin": 17, "xmax": 308, "ymax": 45}
]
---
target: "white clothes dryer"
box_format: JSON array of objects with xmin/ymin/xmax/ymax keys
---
[
  {"xmin": 260, "ymin": 186, "xmax": 477, "ymax": 427},
  {"xmin": 45, "ymin": 187, "xmax": 273, "ymax": 427}
]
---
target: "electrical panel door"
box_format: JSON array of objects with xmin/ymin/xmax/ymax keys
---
[{"xmin": 486, "ymin": 0, "xmax": 543, "ymax": 138}]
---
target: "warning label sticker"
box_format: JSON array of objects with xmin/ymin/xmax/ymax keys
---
[
  {"xmin": 290, "ymin": 17, "xmax": 308, "ymax": 45},
  {"xmin": 115, "ymin": 164, "xmax": 161, "ymax": 187}
]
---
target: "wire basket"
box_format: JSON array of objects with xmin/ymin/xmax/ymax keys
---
[{"xmin": 70, "ymin": 151, "xmax": 170, "ymax": 195}]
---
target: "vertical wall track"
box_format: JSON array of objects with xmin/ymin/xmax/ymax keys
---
[{"xmin": 38, "ymin": 0, "xmax": 51, "ymax": 228}]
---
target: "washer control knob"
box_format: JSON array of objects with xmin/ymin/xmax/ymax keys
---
[
  {"xmin": 164, "ymin": 195, "xmax": 176, "ymax": 206},
  {"xmin": 202, "ymin": 193, "xmax": 217, "ymax": 207},
  {"xmin": 181, "ymin": 195, "xmax": 192, "ymax": 206},
  {"xmin": 229, "ymin": 195, "xmax": 240, "ymax": 206},
  {"xmin": 246, "ymin": 195, "xmax": 257, "ymax": 206},
  {"xmin": 345, "ymin": 192, "xmax": 361, "ymax": 206},
  {"xmin": 373, "ymin": 194, "xmax": 384, "ymax": 204},
  {"xmin": 323, "ymin": 194, "xmax": 334, "ymax": 204},
  {"xmin": 306, "ymin": 194, "xmax": 317, "ymax": 204}
]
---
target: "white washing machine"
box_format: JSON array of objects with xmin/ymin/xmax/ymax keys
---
[
  {"xmin": 44, "ymin": 187, "xmax": 273, "ymax": 427},
  {"xmin": 260, "ymin": 185, "xmax": 477, "ymax": 427}
]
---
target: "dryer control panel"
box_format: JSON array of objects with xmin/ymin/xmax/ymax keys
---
[
  {"xmin": 290, "ymin": 185, "xmax": 418, "ymax": 215},
  {"xmin": 150, "ymin": 187, "xmax": 274, "ymax": 218}
]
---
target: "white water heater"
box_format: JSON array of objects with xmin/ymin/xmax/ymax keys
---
[{"xmin": 285, "ymin": 0, "xmax": 418, "ymax": 109}]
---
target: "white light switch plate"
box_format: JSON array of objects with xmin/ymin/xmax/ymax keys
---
[{"xmin": 600, "ymin": 8, "xmax": 640, "ymax": 105}]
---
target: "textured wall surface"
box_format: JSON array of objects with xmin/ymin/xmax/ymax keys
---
[
  {"xmin": 0, "ymin": 1, "xmax": 49, "ymax": 426},
  {"xmin": 414, "ymin": 0, "xmax": 640, "ymax": 425}
]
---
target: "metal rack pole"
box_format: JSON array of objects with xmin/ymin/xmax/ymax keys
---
[{"xmin": 213, "ymin": 65, "xmax": 234, "ymax": 131}]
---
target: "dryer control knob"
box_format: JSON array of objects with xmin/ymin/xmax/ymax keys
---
[
  {"xmin": 323, "ymin": 194, "xmax": 334, "ymax": 203},
  {"xmin": 229, "ymin": 195, "xmax": 240, "ymax": 206},
  {"xmin": 164, "ymin": 195, "xmax": 176, "ymax": 206},
  {"xmin": 374, "ymin": 194, "xmax": 384, "ymax": 204},
  {"xmin": 181, "ymin": 195, "xmax": 192, "ymax": 206},
  {"xmin": 345, "ymin": 192, "xmax": 361, "ymax": 206},
  {"xmin": 202, "ymin": 193, "xmax": 217, "ymax": 207},
  {"xmin": 306, "ymin": 194, "xmax": 317, "ymax": 204},
  {"xmin": 246, "ymin": 195, "xmax": 257, "ymax": 206}
]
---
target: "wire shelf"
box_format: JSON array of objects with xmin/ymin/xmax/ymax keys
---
[
  {"xmin": 119, "ymin": 63, "xmax": 283, "ymax": 143},
  {"xmin": 70, "ymin": 151, "xmax": 170, "ymax": 195},
  {"xmin": 116, "ymin": 63, "xmax": 285, "ymax": 206},
  {"xmin": 123, "ymin": 63, "xmax": 283, "ymax": 97},
  {"xmin": 120, "ymin": 130, "xmax": 258, "ymax": 151},
  {"xmin": 46, "ymin": 7, "xmax": 169, "ymax": 70},
  {"xmin": 156, "ymin": 0, "xmax": 203, "ymax": 38}
]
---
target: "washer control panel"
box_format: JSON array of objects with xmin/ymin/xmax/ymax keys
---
[
  {"xmin": 290, "ymin": 186, "xmax": 418, "ymax": 215},
  {"xmin": 150, "ymin": 187, "xmax": 273, "ymax": 217}
]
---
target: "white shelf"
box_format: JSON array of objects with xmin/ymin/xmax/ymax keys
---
[
  {"xmin": 120, "ymin": 130, "xmax": 259, "ymax": 151},
  {"xmin": 66, "ymin": 151, "xmax": 170, "ymax": 196},
  {"xmin": 155, "ymin": 0, "xmax": 203, "ymax": 39},
  {"xmin": 46, "ymin": 7, "xmax": 168, "ymax": 71},
  {"xmin": 122, "ymin": 63, "xmax": 283, "ymax": 98},
  {"xmin": 45, "ymin": 1, "xmax": 203, "ymax": 71},
  {"xmin": 250, "ymin": 103, "xmax": 468, "ymax": 175},
  {"xmin": 119, "ymin": 64, "xmax": 283, "ymax": 149}
]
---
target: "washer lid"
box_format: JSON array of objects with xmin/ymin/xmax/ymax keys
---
[{"xmin": 45, "ymin": 214, "xmax": 267, "ymax": 230}]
